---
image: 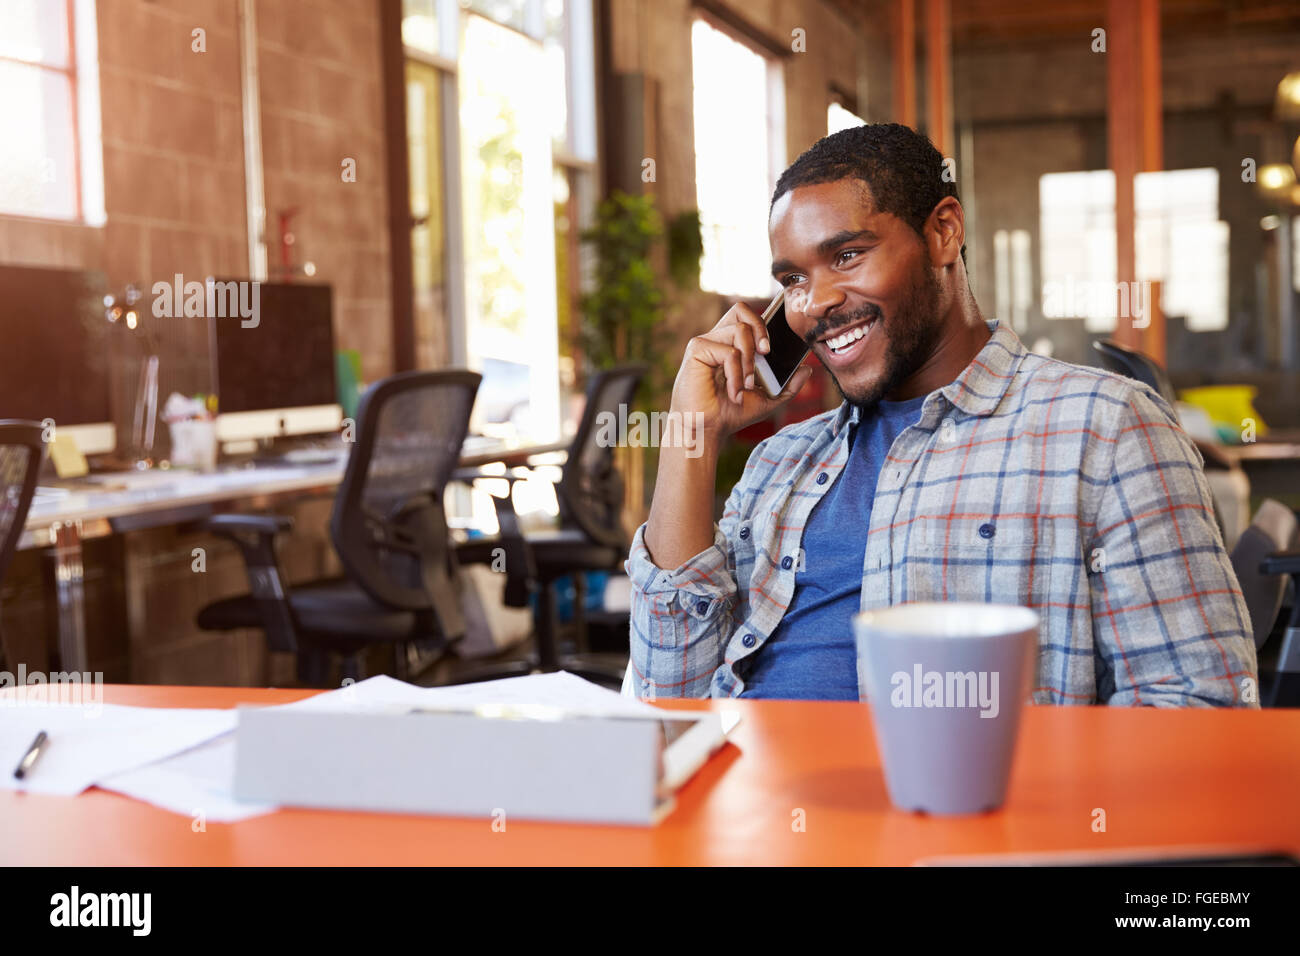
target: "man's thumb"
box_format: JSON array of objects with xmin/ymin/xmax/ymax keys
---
[{"xmin": 778, "ymin": 364, "xmax": 813, "ymax": 399}]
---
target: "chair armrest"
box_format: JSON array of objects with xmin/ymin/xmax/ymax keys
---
[
  {"xmin": 451, "ymin": 484, "xmax": 537, "ymax": 608},
  {"xmin": 1260, "ymin": 551, "xmax": 1300, "ymax": 576},
  {"xmin": 205, "ymin": 513, "xmax": 294, "ymax": 537},
  {"xmin": 449, "ymin": 467, "xmax": 535, "ymax": 489},
  {"xmin": 202, "ymin": 513, "xmax": 298, "ymax": 653}
]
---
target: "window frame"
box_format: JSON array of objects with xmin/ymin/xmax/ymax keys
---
[{"xmin": 0, "ymin": 0, "xmax": 103, "ymax": 226}]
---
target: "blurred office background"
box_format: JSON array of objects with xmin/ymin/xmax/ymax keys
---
[{"xmin": 2, "ymin": 0, "xmax": 1299, "ymax": 685}]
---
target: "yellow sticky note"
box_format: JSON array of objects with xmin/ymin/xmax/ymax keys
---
[{"xmin": 49, "ymin": 432, "xmax": 89, "ymax": 479}]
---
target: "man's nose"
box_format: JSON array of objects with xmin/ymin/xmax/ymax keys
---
[{"xmin": 803, "ymin": 275, "xmax": 847, "ymax": 328}]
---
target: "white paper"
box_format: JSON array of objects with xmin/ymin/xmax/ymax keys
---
[
  {"xmin": 301, "ymin": 671, "xmax": 669, "ymax": 720},
  {"xmin": 99, "ymin": 736, "xmax": 275, "ymax": 823},
  {"xmin": 97, "ymin": 671, "xmax": 664, "ymax": 820},
  {"xmin": 0, "ymin": 702, "xmax": 236, "ymax": 796}
]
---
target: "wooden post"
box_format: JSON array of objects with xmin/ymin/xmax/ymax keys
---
[
  {"xmin": 1107, "ymin": 0, "xmax": 1164, "ymax": 359},
  {"xmin": 893, "ymin": 0, "xmax": 916, "ymax": 128},
  {"xmin": 924, "ymin": 0, "xmax": 953, "ymax": 158},
  {"xmin": 378, "ymin": 0, "xmax": 416, "ymax": 372}
]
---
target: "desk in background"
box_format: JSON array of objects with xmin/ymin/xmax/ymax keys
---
[
  {"xmin": 1218, "ymin": 435, "xmax": 1300, "ymax": 515},
  {"xmin": 1, "ymin": 685, "xmax": 1296, "ymax": 865},
  {"xmin": 19, "ymin": 439, "xmax": 569, "ymax": 674}
]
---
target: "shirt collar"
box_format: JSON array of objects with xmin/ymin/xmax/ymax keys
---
[{"xmin": 830, "ymin": 318, "xmax": 1027, "ymax": 438}]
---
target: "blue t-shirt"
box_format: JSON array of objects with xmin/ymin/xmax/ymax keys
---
[{"xmin": 739, "ymin": 392, "xmax": 929, "ymax": 700}]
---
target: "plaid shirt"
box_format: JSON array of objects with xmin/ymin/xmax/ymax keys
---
[{"xmin": 626, "ymin": 319, "xmax": 1259, "ymax": 707}]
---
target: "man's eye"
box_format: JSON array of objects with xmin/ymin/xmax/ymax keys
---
[
  {"xmin": 837, "ymin": 249, "xmax": 862, "ymax": 265},
  {"xmin": 781, "ymin": 275, "xmax": 805, "ymax": 288}
]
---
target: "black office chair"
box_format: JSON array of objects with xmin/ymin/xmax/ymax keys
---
[
  {"xmin": 1093, "ymin": 338, "xmax": 1180, "ymax": 409},
  {"xmin": 1093, "ymin": 338, "xmax": 1245, "ymax": 542},
  {"xmin": 1230, "ymin": 499, "xmax": 1300, "ymax": 707},
  {"xmin": 197, "ymin": 370, "xmax": 481, "ymax": 685},
  {"xmin": 453, "ymin": 363, "xmax": 648, "ymax": 688},
  {"xmin": 0, "ymin": 421, "xmax": 44, "ymax": 669},
  {"xmin": 1093, "ymin": 338, "xmax": 1236, "ymax": 467}
]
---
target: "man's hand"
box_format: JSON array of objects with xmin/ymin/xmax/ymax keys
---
[
  {"xmin": 643, "ymin": 300, "xmax": 813, "ymax": 572},
  {"xmin": 672, "ymin": 301, "xmax": 814, "ymax": 446}
]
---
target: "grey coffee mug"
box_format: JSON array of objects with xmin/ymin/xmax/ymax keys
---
[{"xmin": 853, "ymin": 602, "xmax": 1039, "ymax": 815}]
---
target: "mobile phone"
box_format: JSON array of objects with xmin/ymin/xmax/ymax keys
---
[{"xmin": 753, "ymin": 290, "xmax": 810, "ymax": 399}]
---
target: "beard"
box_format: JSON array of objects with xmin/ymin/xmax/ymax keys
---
[{"xmin": 811, "ymin": 263, "xmax": 945, "ymax": 410}]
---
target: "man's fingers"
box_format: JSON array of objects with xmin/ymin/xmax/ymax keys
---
[
  {"xmin": 732, "ymin": 322, "xmax": 758, "ymax": 391},
  {"xmin": 722, "ymin": 351, "xmax": 744, "ymax": 404},
  {"xmin": 730, "ymin": 305, "xmax": 770, "ymax": 355},
  {"xmin": 686, "ymin": 335, "xmax": 746, "ymax": 403},
  {"xmin": 778, "ymin": 363, "xmax": 813, "ymax": 399},
  {"xmin": 703, "ymin": 303, "xmax": 769, "ymax": 355}
]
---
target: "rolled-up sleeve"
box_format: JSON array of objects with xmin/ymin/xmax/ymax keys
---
[
  {"xmin": 625, "ymin": 517, "xmax": 739, "ymax": 699},
  {"xmin": 1088, "ymin": 384, "xmax": 1260, "ymax": 707},
  {"xmin": 624, "ymin": 457, "xmax": 759, "ymax": 702}
]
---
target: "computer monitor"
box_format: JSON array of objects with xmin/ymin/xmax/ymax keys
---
[
  {"xmin": 0, "ymin": 264, "xmax": 115, "ymax": 455},
  {"xmin": 208, "ymin": 279, "xmax": 342, "ymax": 443}
]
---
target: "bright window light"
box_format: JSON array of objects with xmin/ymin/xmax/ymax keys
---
[
  {"xmin": 828, "ymin": 101, "xmax": 865, "ymax": 134},
  {"xmin": 458, "ymin": 13, "xmax": 560, "ymax": 441},
  {"xmin": 1136, "ymin": 168, "xmax": 1226, "ymax": 331},
  {"xmin": 692, "ymin": 19, "xmax": 781, "ymax": 297},
  {"xmin": 1040, "ymin": 167, "xmax": 1227, "ymax": 333},
  {"xmin": 1039, "ymin": 170, "xmax": 1117, "ymax": 331}
]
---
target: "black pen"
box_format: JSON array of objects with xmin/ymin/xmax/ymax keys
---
[{"xmin": 13, "ymin": 730, "xmax": 48, "ymax": 780}]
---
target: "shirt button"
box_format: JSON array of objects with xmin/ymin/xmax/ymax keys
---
[
  {"xmin": 816, "ymin": 472, "xmax": 828, "ymax": 485},
  {"xmin": 979, "ymin": 522, "xmax": 996, "ymax": 539},
  {"xmin": 742, "ymin": 633, "xmax": 757, "ymax": 648},
  {"xmin": 739, "ymin": 526, "xmax": 750, "ymax": 539},
  {"xmin": 781, "ymin": 555, "xmax": 793, "ymax": 570},
  {"xmin": 695, "ymin": 600, "xmax": 709, "ymax": 615}
]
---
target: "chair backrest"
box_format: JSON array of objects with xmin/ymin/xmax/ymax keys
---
[
  {"xmin": 330, "ymin": 370, "xmax": 481, "ymax": 641},
  {"xmin": 0, "ymin": 420, "xmax": 43, "ymax": 588},
  {"xmin": 1230, "ymin": 498, "xmax": 1298, "ymax": 650},
  {"xmin": 557, "ymin": 364, "xmax": 648, "ymax": 550},
  {"xmin": 1092, "ymin": 339, "xmax": 1181, "ymax": 413}
]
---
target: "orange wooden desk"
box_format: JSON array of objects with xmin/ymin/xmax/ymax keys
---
[{"xmin": 2, "ymin": 685, "xmax": 1298, "ymax": 866}]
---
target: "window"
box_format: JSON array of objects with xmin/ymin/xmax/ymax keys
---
[
  {"xmin": 401, "ymin": 0, "xmax": 595, "ymax": 445},
  {"xmin": 406, "ymin": 61, "xmax": 448, "ymax": 369},
  {"xmin": 993, "ymin": 228, "xmax": 1033, "ymax": 332},
  {"xmin": 458, "ymin": 12, "xmax": 560, "ymax": 439},
  {"xmin": 1039, "ymin": 170, "xmax": 1116, "ymax": 331},
  {"xmin": 403, "ymin": 1, "xmax": 596, "ymax": 529},
  {"xmin": 0, "ymin": 0, "xmax": 103, "ymax": 224},
  {"xmin": 1293, "ymin": 215, "xmax": 1300, "ymax": 295},
  {"xmin": 1039, "ymin": 168, "xmax": 1228, "ymax": 332},
  {"xmin": 1135, "ymin": 168, "xmax": 1227, "ymax": 332},
  {"xmin": 466, "ymin": 0, "xmax": 528, "ymax": 33},
  {"xmin": 400, "ymin": 0, "xmax": 440, "ymax": 53},
  {"xmin": 828, "ymin": 100, "xmax": 865, "ymax": 134},
  {"xmin": 692, "ymin": 18, "xmax": 785, "ymax": 297}
]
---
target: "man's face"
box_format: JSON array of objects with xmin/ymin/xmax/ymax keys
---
[{"xmin": 769, "ymin": 179, "xmax": 945, "ymax": 408}]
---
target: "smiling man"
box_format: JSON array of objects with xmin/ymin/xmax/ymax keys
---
[{"xmin": 626, "ymin": 122, "xmax": 1259, "ymax": 707}]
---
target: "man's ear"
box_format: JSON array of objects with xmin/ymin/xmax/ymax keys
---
[{"xmin": 926, "ymin": 197, "xmax": 965, "ymax": 268}]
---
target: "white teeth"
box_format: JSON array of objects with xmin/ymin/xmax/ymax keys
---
[{"xmin": 826, "ymin": 321, "xmax": 873, "ymax": 353}]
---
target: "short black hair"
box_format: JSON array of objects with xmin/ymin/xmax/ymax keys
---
[{"xmin": 771, "ymin": 122, "xmax": 966, "ymax": 266}]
